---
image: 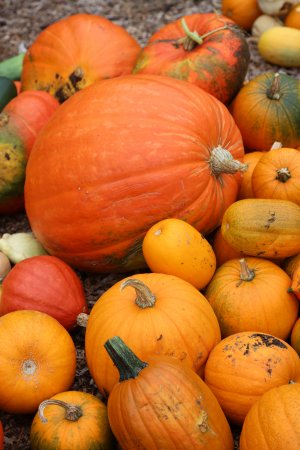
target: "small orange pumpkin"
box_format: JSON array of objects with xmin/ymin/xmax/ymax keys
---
[
  {"xmin": 239, "ymin": 382, "xmax": 300, "ymax": 449},
  {"xmin": 204, "ymin": 331, "xmax": 300, "ymax": 424},
  {"xmin": 105, "ymin": 336, "xmax": 234, "ymax": 450},
  {"xmin": 0, "ymin": 310, "xmax": 76, "ymax": 414},
  {"xmin": 221, "ymin": 0, "xmax": 262, "ymax": 30},
  {"xmin": 285, "ymin": 3, "xmax": 300, "ymax": 29},
  {"xmin": 30, "ymin": 391, "xmax": 116, "ymax": 449}
]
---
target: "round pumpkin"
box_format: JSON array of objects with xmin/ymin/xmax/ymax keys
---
[
  {"xmin": 21, "ymin": 13, "xmax": 141, "ymax": 102},
  {"xmin": 230, "ymin": 72, "xmax": 300, "ymax": 151},
  {"xmin": 238, "ymin": 151, "xmax": 264, "ymax": 200},
  {"xmin": 85, "ymin": 272, "xmax": 221, "ymax": 397},
  {"xmin": 285, "ymin": 3, "xmax": 300, "ymax": 28},
  {"xmin": 0, "ymin": 310, "xmax": 76, "ymax": 414},
  {"xmin": 252, "ymin": 147, "xmax": 300, "ymax": 204},
  {"xmin": 211, "ymin": 227, "xmax": 244, "ymax": 267},
  {"xmin": 132, "ymin": 13, "xmax": 250, "ymax": 104},
  {"xmin": 221, "ymin": 0, "xmax": 262, "ymax": 30},
  {"xmin": 204, "ymin": 331, "xmax": 300, "ymax": 424},
  {"xmin": 205, "ymin": 257, "xmax": 299, "ymax": 339},
  {"xmin": 30, "ymin": 391, "xmax": 116, "ymax": 449},
  {"xmin": 0, "ymin": 255, "xmax": 88, "ymax": 330},
  {"xmin": 142, "ymin": 218, "xmax": 216, "ymax": 289},
  {"xmin": 105, "ymin": 336, "xmax": 234, "ymax": 450},
  {"xmin": 24, "ymin": 74, "xmax": 246, "ymax": 272},
  {"xmin": 239, "ymin": 382, "xmax": 300, "ymax": 449}
]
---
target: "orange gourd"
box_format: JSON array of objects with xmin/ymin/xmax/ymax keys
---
[
  {"xmin": 105, "ymin": 336, "xmax": 234, "ymax": 450},
  {"xmin": 285, "ymin": 3, "xmax": 300, "ymax": 29},
  {"xmin": 85, "ymin": 273, "xmax": 221, "ymax": 397},
  {"xmin": 204, "ymin": 331, "xmax": 300, "ymax": 424},
  {"xmin": 24, "ymin": 74, "xmax": 246, "ymax": 272},
  {"xmin": 21, "ymin": 13, "xmax": 141, "ymax": 102},
  {"xmin": 221, "ymin": 0, "xmax": 262, "ymax": 30},
  {"xmin": 0, "ymin": 310, "xmax": 76, "ymax": 414},
  {"xmin": 239, "ymin": 382, "xmax": 300, "ymax": 449},
  {"xmin": 205, "ymin": 257, "xmax": 299, "ymax": 339},
  {"xmin": 238, "ymin": 151, "xmax": 264, "ymax": 199},
  {"xmin": 30, "ymin": 391, "xmax": 116, "ymax": 449}
]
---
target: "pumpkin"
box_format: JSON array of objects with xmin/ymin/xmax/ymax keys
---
[
  {"xmin": 105, "ymin": 336, "xmax": 234, "ymax": 450},
  {"xmin": 230, "ymin": 72, "xmax": 300, "ymax": 151},
  {"xmin": 251, "ymin": 146, "xmax": 300, "ymax": 204},
  {"xmin": 30, "ymin": 391, "xmax": 116, "ymax": 449},
  {"xmin": 204, "ymin": 257, "xmax": 299, "ymax": 339},
  {"xmin": 221, "ymin": 0, "xmax": 262, "ymax": 30},
  {"xmin": 85, "ymin": 272, "xmax": 221, "ymax": 397},
  {"xmin": 0, "ymin": 90, "xmax": 59, "ymax": 214},
  {"xmin": 221, "ymin": 198, "xmax": 300, "ymax": 259},
  {"xmin": 285, "ymin": 3, "xmax": 300, "ymax": 28},
  {"xmin": 239, "ymin": 382, "xmax": 300, "ymax": 449},
  {"xmin": 291, "ymin": 318, "xmax": 300, "ymax": 356},
  {"xmin": 0, "ymin": 310, "xmax": 76, "ymax": 414},
  {"xmin": 24, "ymin": 74, "xmax": 246, "ymax": 272},
  {"xmin": 258, "ymin": 26, "xmax": 300, "ymax": 67},
  {"xmin": 211, "ymin": 227, "xmax": 244, "ymax": 267},
  {"xmin": 204, "ymin": 331, "xmax": 300, "ymax": 424},
  {"xmin": 142, "ymin": 218, "xmax": 216, "ymax": 290},
  {"xmin": 238, "ymin": 151, "xmax": 264, "ymax": 199},
  {"xmin": 0, "ymin": 255, "xmax": 88, "ymax": 330},
  {"xmin": 132, "ymin": 13, "xmax": 250, "ymax": 105},
  {"xmin": 21, "ymin": 13, "xmax": 141, "ymax": 102}
]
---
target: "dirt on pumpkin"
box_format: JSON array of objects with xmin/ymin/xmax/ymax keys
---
[{"xmin": 0, "ymin": 0, "xmax": 299, "ymax": 449}]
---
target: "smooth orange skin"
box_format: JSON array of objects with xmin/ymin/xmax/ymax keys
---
[
  {"xmin": 205, "ymin": 257, "xmax": 299, "ymax": 339},
  {"xmin": 252, "ymin": 147, "xmax": 300, "ymax": 205},
  {"xmin": 285, "ymin": 4, "xmax": 300, "ymax": 29},
  {"xmin": 240, "ymin": 383, "xmax": 300, "ymax": 450},
  {"xmin": 283, "ymin": 253, "xmax": 300, "ymax": 277},
  {"xmin": 291, "ymin": 317, "xmax": 300, "ymax": 356},
  {"xmin": 238, "ymin": 151, "xmax": 264, "ymax": 200},
  {"xmin": 0, "ymin": 310, "xmax": 76, "ymax": 414},
  {"xmin": 290, "ymin": 264, "xmax": 300, "ymax": 299},
  {"xmin": 30, "ymin": 391, "xmax": 115, "ymax": 449},
  {"xmin": 133, "ymin": 13, "xmax": 250, "ymax": 104},
  {"xmin": 21, "ymin": 13, "xmax": 141, "ymax": 101},
  {"xmin": 204, "ymin": 331, "xmax": 300, "ymax": 425},
  {"xmin": 212, "ymin": 226, "xmax": 244, "ymax": 267},
  {"xmin": 142, "ymin": 218, "xmax": 216, "ymax": 289},
  {"xmin": 108, "ymin": 354, "xmax": 234, "ymax": 450},
  {"xmin": 24, "ymin": 74, "xmax": 244, "ymax": 272},
  {"xmin": 221, "ymin": 0, "xmax": 262, "ymax": 30},
  {"xmin": 85, "ymin": 272, "xmax": 221, "ymax": 397}
]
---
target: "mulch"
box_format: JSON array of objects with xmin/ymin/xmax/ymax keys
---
[{"xmin": 0, "ymin": 1, "xmax": 299, "ymax": 449}]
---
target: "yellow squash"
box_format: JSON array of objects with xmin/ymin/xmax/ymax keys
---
[{"xmin": 258, "ymin": 26, "xmax": 300, "ymax": 67}]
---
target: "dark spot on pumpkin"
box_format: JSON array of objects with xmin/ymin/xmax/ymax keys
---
[
  {"xmin": 55, "ymin": 73, "xmax": 60, "ymax": 79},
  {"xmin": 4, "ymin": 152, "xmax": 10, "ymax": 160},
  {"xmin": 157, "ymin": 334, "xmax": 163, "ymax": 341},
  {"xmin": 243, "ymin": 343, "xmax": 250, "ymax": 355},
  {"xmin": 250, "ymin": 333, "xmax": 287, "ymax": 349},
  {"xmin": 257, "ymin": 251, "xmax": 266, "ymax": 256}
]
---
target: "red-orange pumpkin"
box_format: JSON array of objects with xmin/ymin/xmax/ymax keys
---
[
  {"xmin": 0, "ymin": 255, "xmax": 88, "ymax": 330},
  {"xmin": 21, "ymin": 13, "xmax": 141, "ymax": 102},
  {"xmin": 133, "ymin": 13, "xmax": 250, "ymax": 104},
  {"xmin": 24, "ymin": 74, "xmax": 246, "ymax": 272}
]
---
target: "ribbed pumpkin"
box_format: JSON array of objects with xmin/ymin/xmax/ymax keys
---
[
  {"xmin": 105, "ymin": 336, "xmax": 234, "ymax": 450},
  {"xmin": 238, "ymin": 151, "xmax": 264, "ymax": 199},
  {"xmin": 85, "ymin": 272, "xmax": 221, "ymax": 397},
  {"xmin": 230, "ymin": 72, "xmax": 300, "ymax": 151},
  {"xmin": 204, "ymin": 331, "xmax": 300, "ymax": 424},
  {"xmin": 205, "ymin": 257, "xmax": 299, "ymax": 339},
  {"xmin": 239, "ymin": 382, "xmax": 300, "ymax": 450},
  {"xmin": 252, "ymin": 146, "xmax": 300, "ymax": 204},
  {"xmin": 24, "ymin": 74, "xmax": 246, "ymax": 272},
  {"xmin": 0, "ymin": 310, "xmax": 76, "ymax": 414},
  {"xmin": 221, "ymin": 0, "xmax": 262, "ymax": 30},
  {"xmin": 21, "ymin": 13, "xmax": 141, "ymax": 102},
  {"xmin": 30, "ymin": 391, "xmax": 116, "ymax": 449},
  {"xmin": 132, "ymin": 13, "xmax": 250, "ymax": 104}
]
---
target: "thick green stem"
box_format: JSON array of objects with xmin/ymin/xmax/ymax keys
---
[
  {"xmin": 178, "ymin": 18, "xmax": 228, "ymax": 51},
  {"xmin": 38, "ymin": 399, "xmax": 83, "ymax": 423},
  {"xmin": 104, "ymin": 336, "xmax": 148, "ymax": 382},
  {"xmin": 120, "ymin": 278, "xmax": 156, "ymax": 308}
]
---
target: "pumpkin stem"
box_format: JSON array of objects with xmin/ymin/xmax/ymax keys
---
[
  {"xmin": 270, "ymin": 141, "xmax": 282, "ymax": 150},
  {"xmin": 276, "ymin": 167, "xmax": 291, "ymax": 183},
  {"xmin": 239, "ymin": 258, "xmax": 255, "ymax": 282},
  {"xmin": 267, "ymin": 73, "xmax": 281, "ymax": 100},
  {"xmin": 177, "ymin": 18, "xmax": 228, "ymax": 51},
  {"xmin": 120, "ymin": 278, "xmax": 156, "ymax": 308},
  {"xmin": 76, "ymin": 312, "xmax": 89, "ymax": 327},
  {"xmin": 104, "ymin": 336, "xmax": 148, "ymax": 381},
  {"xmin": 209, "ymin": 146, "xmax": 248, "ymax": 176},
  {"xmin": 38, "ymin": 399, "xmax": 83, "ymax": 423}
]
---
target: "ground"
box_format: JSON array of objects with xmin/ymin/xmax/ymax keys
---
[{"xmin": 0, "ymin": 1, "xmax": 299, "ymax": 449}]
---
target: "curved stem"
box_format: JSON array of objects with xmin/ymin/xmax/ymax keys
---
[
  {"xmin": 76, "ymin": 312, "xmax": 89, "ymax": 327},
  {"xmin": 239, "ymin": 258, "xmax": 255, "ymax": 282},
  {"xmin": 38, "ymin": 399, "xmax": 83, "ymax": 423},
  {"xmin": 178, "ymin": 18, "xmax": 228, "ymax": 51},
  {"xmin": 267, "ymin": 73, "xmax": 281, "ymax": 100},
  {"xmin": 120, "ymin": 278, "xmax": 156, "ymax": 308},
  {"xmin": 276, "ymin": 167, "xmax": 291, "ymax": 183},
  {"xmin": 209, "ymin": 146, "xmax": 248, "ymax": 176}
]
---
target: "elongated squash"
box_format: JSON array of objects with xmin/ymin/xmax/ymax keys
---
[
  {"xmin": 258, "ymin": 26, "xmax": 300, "ymax": 67},
  {"xmin": 221, "ymin": 199, "xmax": 300, "ymax": 259}
]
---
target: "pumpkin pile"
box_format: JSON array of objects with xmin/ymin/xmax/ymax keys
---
[{"xmin": 0, "ymin": 2, "xmax": 300, "ymax": 449}]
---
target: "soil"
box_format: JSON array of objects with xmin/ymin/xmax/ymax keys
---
[{"xmin": 0, "ymin": 1, "xmax": 299, "ymax": 449}]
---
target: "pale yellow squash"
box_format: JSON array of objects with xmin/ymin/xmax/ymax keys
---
[{"xmin": 258, "ymin": 26, "xmax": 300, "ymax": 67}]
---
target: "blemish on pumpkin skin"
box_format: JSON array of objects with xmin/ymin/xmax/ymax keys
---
[
  {"xmin": 250, "ymin": 333, "xmax": 287, "ymax": 349},
  {"xmin": 196, "ymin": 410, "xmax": 209, "ymax": 433}
]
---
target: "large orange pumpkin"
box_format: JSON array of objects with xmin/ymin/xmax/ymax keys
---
[
  {"xmin": 132, "ymin": 13, "xmax": 250, "ymax": 104},
  {"xmin": 21, "ymin": 13, "xmax": 141, "ymax": 102},
  {"xmin": 24, "ymin": 74, "xmax": 246, "ymax": 272}
]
